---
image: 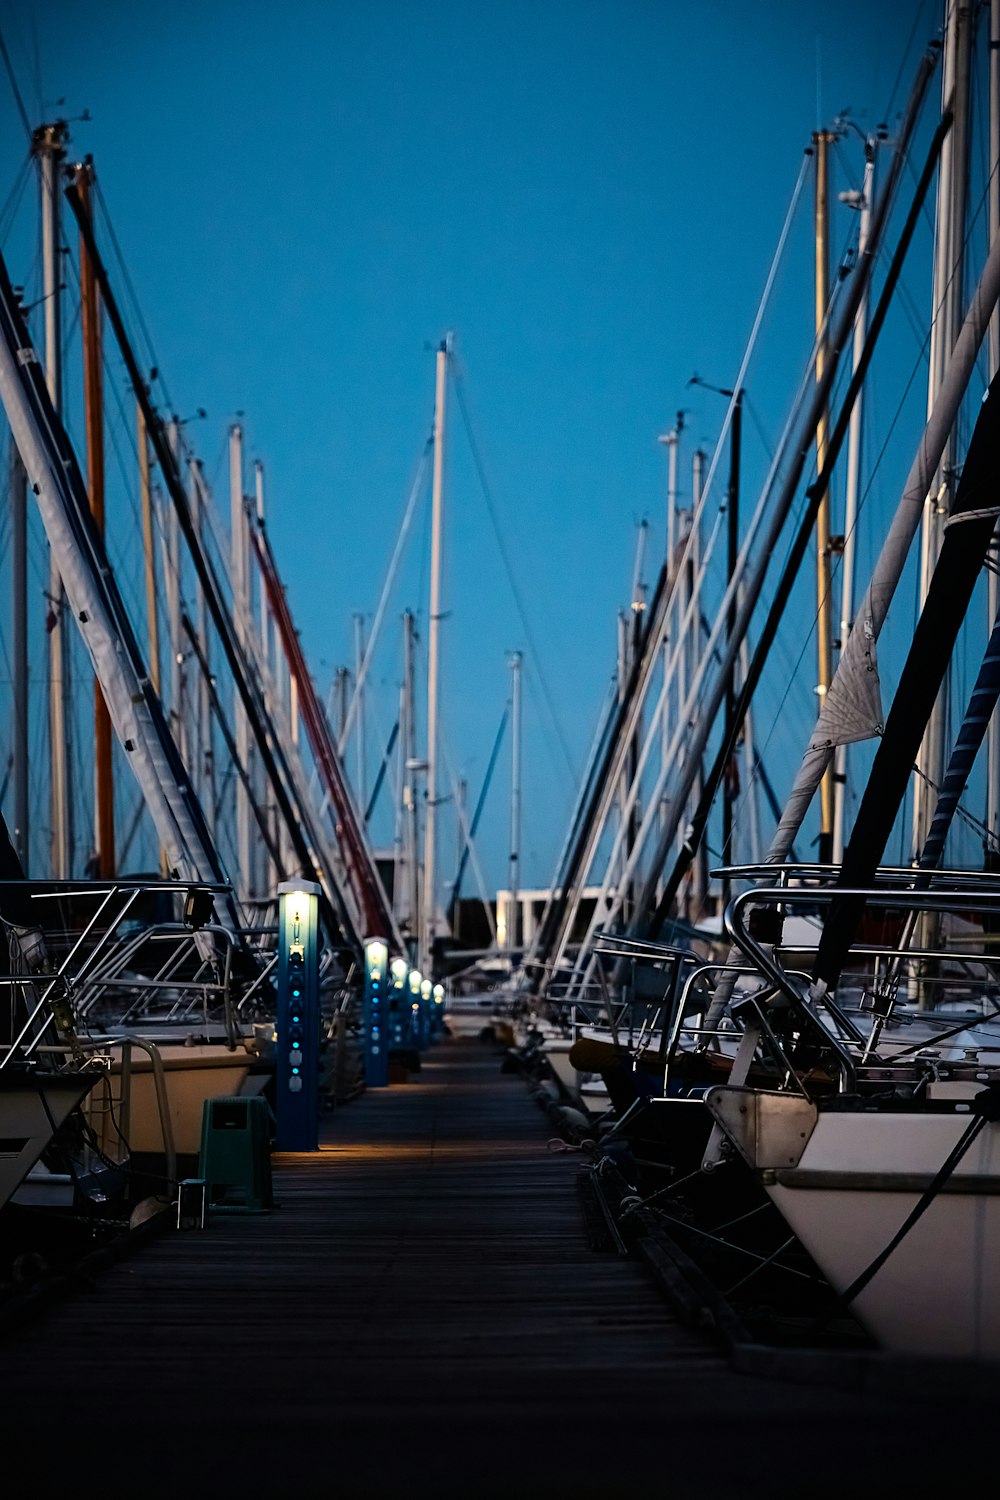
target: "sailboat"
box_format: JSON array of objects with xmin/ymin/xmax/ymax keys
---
[
  {"xmin": 0, "ymin": 107, "xmax": 411, "ymax": 1209},
  {"xmin": 691, "ymin": 3, "xmax": 1000, "ymax": 1360}
]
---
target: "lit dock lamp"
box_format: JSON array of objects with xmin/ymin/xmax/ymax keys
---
[
  {"xmin": 276, "ymin": 881, "xmax": 320, "ymax": 1152},
  {"xmin": 408, "ymin": 968, "xmax": 424, "ymax": 1048},
  {"xmin": 432, "ymin": 983, "xmax": 446, "ymax": 1036},
  {"xmin": 388, "ymin": 956, "xmax": 409, "ymax": 1053},
  {"xmin": 363, "ymin": 937, "xmax": 389, "ymax": 1087},
  {"xmin": 419, "ymin": 978, "xmax": 433, "ymax": 1048}
]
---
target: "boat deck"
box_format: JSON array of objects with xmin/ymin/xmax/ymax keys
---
[{"xmin": 0, "ymin": 1037, "xmax": 990, "ymax": 1494}]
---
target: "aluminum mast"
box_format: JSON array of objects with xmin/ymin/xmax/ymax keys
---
[
  {"xmin": 34, "ymin": 121, "xmax": 73, "ymax": 878},
  {"xmin": 423, "ymin": 336, "xmax": 450, "ymax": 976}
]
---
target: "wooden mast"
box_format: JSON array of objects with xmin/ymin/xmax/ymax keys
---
[{"xmin": 76, "ymin": 159, "xmax": 115, "ymax": 877}]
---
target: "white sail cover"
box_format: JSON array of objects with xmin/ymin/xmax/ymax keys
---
[{"xmin": 810, "ymin": 612, "xmax": 885, "ymax": 749}]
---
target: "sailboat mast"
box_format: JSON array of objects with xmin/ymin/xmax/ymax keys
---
[
  {"xmin": 354, "ymin": 611, "xmax": 366, "ymax": 807},
  {"xmin": 253, "ymin": 459, "xmax": 275, "ymax": 894},
  {"xmin": 10, "ymin": 435, "xmax": 28, "ymax": 868},
  {"xmin": 689, "ymin": 448, "xmax": 707, "ymax": 919},
  {"xmin": 721, "ymin": 389, "xmax": 743, "ymax": 910},
  {"xmin": 914, "ymin": 0, "xmax": 972, "ymax": 859},
  {"xmin": 76, "ymin": 160, "xmax": 115, "ymax": 877},
  {"xmin": 254, "ymin": 462, "xmax": 268, "ymax": 664},
  {"xmin": 402, "ymin": 609, "xmax": 419, "ymax": 954},
  {"xmin": 166, "ymin": 419, "xmax": 186, "ymax": 767},
  {"xmin": 289, "ymin": 656, "xmax": 299, "ymax": 747},
  {"xmin": 422, "ymin": 336, "xmax": 450, "ymax": 975},
  {"xmin": 988, "ymin": 0, "xmax": 1000, "ymax": 855},
  {"xmin": 509, "ymin": 650, "xmax": 522, "ymax": 950},
  {"xmin": 190, "ymin": 460, "xmax": 215, "ymax": 836},
  {"xmin": 659, "ymin": 417, "xmax": 682, "ymax": 829},
  {"xmin": 35, "ymin": 121, "xmax": 73, "ymax": 879},
  {"xmin": 662, "ymin": 418, "xmax": 681, "ymax": 567},
  {"xmin": 813, "ymin": 127, "xmax": 836, "ymax": 861},
  {"xmin": 229, "ymin": 422, "xmax": 252, "ymax": 901},
  {"xmin": 833, "ymin": 139, "xmax": 877, "ymax": 864}
]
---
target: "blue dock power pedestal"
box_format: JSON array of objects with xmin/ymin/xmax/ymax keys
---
[
  {"xmin": 388, "ymin": 957, "xmax": 409, "ymax": 1052},
  {"xmin": 276, "ymin": 880, "xmax": 321, "ymax": 1152},
  {"xmin": 363, "ymin": 937, "xmax": 389, "ymax": 1088}
]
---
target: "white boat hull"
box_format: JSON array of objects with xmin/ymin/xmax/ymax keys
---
[
  {"xmin": 706, "ymin": 1088, "xmax": 1000, "ymax": 1360},
  {"xmin": 0, "ymin": 1069, "xmax": 100, "ymax": 1210}
]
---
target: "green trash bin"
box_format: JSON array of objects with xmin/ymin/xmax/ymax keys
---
[{"xmin": 199, "ymin": 1096, "xmax": 273, "ymax": 1212}]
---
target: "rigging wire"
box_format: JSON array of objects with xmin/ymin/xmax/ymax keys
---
[
  {"xmin": 93, "ymin": 181, "xmax": 174, "ymax": 416},
  {"xmin": 440, "ymin": 735, "xmax": 497, "ymax": 942},
  {"xmin": 338, "ymin": 431, "xmax": 433, "ymax": 758},
  {"xmin": 0, "ymin": 154, "xmax": 32, "ymax": 243},
  {"xmin": 0, "ymin": 22, "xmax": 32, "ymax": 142},
  {"xmin": 883, "ymin": 0, "xmax": 935, "ymax": 128},
  {"xmin": 450, "ymin": 368, "xmax": 578, "ymax": 784}
]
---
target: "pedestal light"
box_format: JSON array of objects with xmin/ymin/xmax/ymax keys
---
[
  {"xmin": 388, "ymin": 956, "xmax": 409, "ymax": 1052},
  {"xmin": 408, "ymin": 969, "xmax": 423, "ymax": 1047},
  {"xmin": 420, "ymin": 978, "xmax": 433, "ymax": 1047},
  {"xmin": 276, "ymin": 880, "xmax": 320, "ymax": 1152},
  {"xmin": 364, "ymin": 937, "xmax": 389, "ymax": 1087}
]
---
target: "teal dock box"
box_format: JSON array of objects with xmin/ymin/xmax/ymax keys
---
[{"xmin": 199, "ymin": 1095, "xmax": 273, "ymax": 1212}]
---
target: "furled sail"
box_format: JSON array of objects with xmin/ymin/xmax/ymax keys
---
[{"xmin": 0, "ymin": 248, "xmax": 227, "ymax": 892}]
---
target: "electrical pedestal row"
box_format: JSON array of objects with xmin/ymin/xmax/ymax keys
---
[{"xmin": 276, "ymin": 890, "xmax": 448, "ymax": 1151}]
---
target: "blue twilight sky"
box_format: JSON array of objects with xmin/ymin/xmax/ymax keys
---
[{"xmin": 3, "ymin": 0, "xmax": 988, "ymax": 895}]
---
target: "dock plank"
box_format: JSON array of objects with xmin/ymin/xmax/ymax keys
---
[{"xmin": 0, "ymin": 1039, "xmax": 989, "ymax": 1495}]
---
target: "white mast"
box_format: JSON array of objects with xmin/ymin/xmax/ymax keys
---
[
  {"xmin": 913, "ymin": 0, "xmax": 972, "ymax": 859},
  {"xmin": 422, "ymin": 335, "xmax": 450, "ymax": 976},
  {"xmin": 289, "ymin": 656, "xmax": 299, "ymax": 748},
  {"xmin": 166, "ymin": 418, "xmax": 186, "ymax": 767},
  {"xmin": 254, "ymin": 459, "xmax": 275, "ymax": 894},
  {"xmin": 354, "ymin": 611, "xmax": 366, "ymax": 807},
  {"xmin": 659, "ymin": 415, "xmax": 682, "ymax": 567},
  {"xmin": 229, "ymin": 422, "xmax": 252, "ymax": 901},
  {"xmin": 509, "ymin": 650, "xmax": 523, "ymax": 950},
  {"xmin": 190, "ymin": 459, "xmax": 215, "ymax": 837},
  {"xmin": 402, "ymin": 609, "xmax": 419, "ymax": 952},
  {"xmin": 36, "ymin": 122, "xmax": 73, "ymax": 879},
  {"xmin": 833, "ymin": 137, "xmax": 877, "ymax": 863},
  {"xmin": 814, "ymin": 126, "xmax": 837, "ymax": 858},
  {"xmin": 11, "ymin": 436, "xmax": 28, "ymax": 866},
  {"xmin": 688, "ymin": 448, "xmax": 706, "ymax": 918},
  {"xmin": 254, "ymin": 461, "xmax": 268, "ymax": 665},
  {"xmin": 616, "ymin": 608, "xmax": 629, "ymax": 890},
  {"xmin": 658, "ymin": 417, "xmax": 682, "ymax": 829}
]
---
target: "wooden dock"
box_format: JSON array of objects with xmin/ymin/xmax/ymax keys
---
[{"xmin": 0, "ymin": 1037, "xmax": 991, "ymax": 1495}]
